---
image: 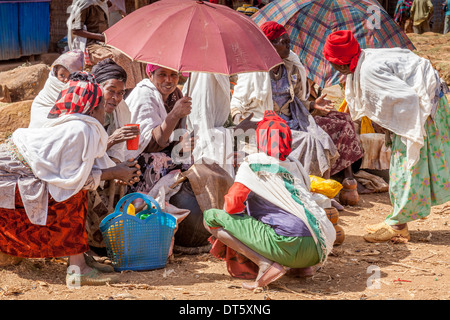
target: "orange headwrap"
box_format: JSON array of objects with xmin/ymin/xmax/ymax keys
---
[
  {"xmin": 323, "ymin": 30, "xmax": 361, "ymax": 73},
  {"xmin": 260, "ymin": 21, "xmax": 287, "ymax": 41}
]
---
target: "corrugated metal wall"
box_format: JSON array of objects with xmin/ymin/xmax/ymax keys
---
[
  {"xmin": 19, "ymin": 1, "xmax": 51, "ymax": 56},
  {"xmin": 0, "ymin": 0, "xmax": 50, "ymax": 61},
  {"xmin": 0, "ymin": 3, "xmax": 20, "ymax": 60}
]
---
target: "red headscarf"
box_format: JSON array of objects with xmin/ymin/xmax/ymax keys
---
[
  {"xmin": 256, "ymin": 110, "xmax": 292, "ymax": 161},
  {"xmin": 48, "ymin": 71, "xmax": 103, "ymax": 119},
  {"xmin": 323, "ymin": 30, "xmax": 361, "ymax": 73},
  {"xmin": 260, "ymin": 21, "xmax": 287, "ymax": 41}
]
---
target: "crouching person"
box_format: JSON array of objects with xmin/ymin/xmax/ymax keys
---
[{"xmin": 203, "ymin": 111, "xmax": 336, "ymax": 289}]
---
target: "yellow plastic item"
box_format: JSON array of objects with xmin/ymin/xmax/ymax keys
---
[
  {"xmin": 309, "ymin": 175, "xmax": 343, "ymax": 199},
  {"xmin": 338, "ymin": 99, "xmax": 348, "ymax": 113},
  {"xmin": 127, "ymin": 204, "xmax": 135, "ymax": 216},
  {"xmin": 360, "ymin": 116, "xmax": 375, "ymax": 134}
]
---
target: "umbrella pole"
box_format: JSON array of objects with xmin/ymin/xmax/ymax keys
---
[{"xmin": 186, "ymin": 72, "xmax": 191, "ymax": 97}]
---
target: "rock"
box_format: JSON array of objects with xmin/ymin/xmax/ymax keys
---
[
  {"xmin": 0, "ymin": 100, "xmax": 33, "ymax": 143},
  {"xmin": 0, "ymin": 84, "xmax": 11, "ymax": 103},
  {"xmin": 0, "ymin": 63, "xmax": 49, "ymax": 102}
]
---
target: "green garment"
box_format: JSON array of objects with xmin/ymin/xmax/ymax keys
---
[
  {"xmin": 411, "ymin": 0, "xmax": 434, "ymax": 25},
  {"xmin": 386, "ymin": 95, "xmax": 450, "ymax": 225},
  {"xmin": 204, "ymin": 209, "xmax": 320, "ymax": 268}
]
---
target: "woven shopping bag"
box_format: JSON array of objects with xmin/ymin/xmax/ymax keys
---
[{"xmin": 99, "ymin": 192, "xmax": 176, "ymax": 271}]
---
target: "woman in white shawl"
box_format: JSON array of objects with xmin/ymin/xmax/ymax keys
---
[
  {"xmin": 125, "ymin": 65, "xmax": 213, "ymax": 248},
  {"xmin": 85, "ymin": 58, "xmax": 140, "ymax": 253},
  {"xmin": 323, "ymin": 30, "xmax": 450, "ymax": 243},
  {"xmin": 0, "ymin": 72, "xmax": 141, "ymax": 286},
  {"xmin": 203, "ymin": 111, "xmax": 336, "ymax": 290},
  {"xmin": 231, "ymin": 22, "xmax": 364, "ymax": 209},
  {"xmin": 28, "ymin": 49, "xmax": 84, "ymax": 128}
]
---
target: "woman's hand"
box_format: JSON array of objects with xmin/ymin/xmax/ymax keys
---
[
  {"xmin": 170, "ymin": 95, "xmax": 192, "ymax": 120},
  {"xmin": 102, "ymin": 158, "xmax": 141, "ymax": 186},
  {"xmin": 313, "ymin": 94, "xmax": 334, "ymax": 116},
  {"xmin": 107, "ymin": 125, "xmax": 140, "ymax": 149}
]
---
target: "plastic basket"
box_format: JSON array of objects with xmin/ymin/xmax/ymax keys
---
[{"xmin": 99, "ymin": 192, "xmax": 176, "ymax": 271}]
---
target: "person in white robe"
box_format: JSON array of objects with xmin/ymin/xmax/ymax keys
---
[
  {"xmin": 323, "ymin": 29, "xmax": 450, "ymax": 243},
  {"xmin": 0, "ymin": 72, "xmax": 140, "ymax": 286}
]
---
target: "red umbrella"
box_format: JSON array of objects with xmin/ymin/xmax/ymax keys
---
[{"xmin": 104, "ymin": 0, "xmax": 282, "ymax": 76}]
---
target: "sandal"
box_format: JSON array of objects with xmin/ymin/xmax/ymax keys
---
[
  {"xmin": 363, "ymin": 223, "xmax": 410, "ymax": 243},
  {"xmin": 84, "ymin": 253, "xmax": 115, "ymax": 273},
  {"xmin": 66, "ymin": 268, "xmax": 119, "ymax": 287},
  {"xmin": 241, "ymin": 262, "xmax": 287, "ymax": 290},
  {"xmin": 364, "ymin": 221, "xmax": 389, "ymax": 234}
]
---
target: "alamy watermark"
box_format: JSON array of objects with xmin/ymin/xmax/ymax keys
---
[
  {"xmin": 366, "ymin": 5, "xmax": 381, "ymax": 30},
  {"xmin": 66, "ymin": 265, "xmax": 81, "ymax": 289},
  {"xmin": 366, "ymin": 265, "xmax": 381, "ymax": 289}
]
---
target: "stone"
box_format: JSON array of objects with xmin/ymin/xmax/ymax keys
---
[{"xmin": 0, "ymin": 63, "xmax": 49, "ymax": 102}]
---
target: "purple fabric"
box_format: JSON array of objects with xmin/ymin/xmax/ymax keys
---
[{"xmin": 246, "ymin": 191, "xmax": 312, "ymax": 238}]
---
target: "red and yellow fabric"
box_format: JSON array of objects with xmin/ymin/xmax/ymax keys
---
[{"xmin": 0, "ymin": 188, "xmax": 89, "ymax": 258}]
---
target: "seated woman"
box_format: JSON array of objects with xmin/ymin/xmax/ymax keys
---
[
  {"xmin": 29, "ymin": 49, "xmax": 84, "ymax": 128},
  {"xmin": 125, "ymin": 65, "xmax": 212, "ymax": 248},
  {"xmin": 231, "ymin": 22, "xmax": 365, "ymax": 207},
  {"xmin": 0, "ymin": 72, "xmax": 141, "ymax": 286},
  {"xmin": 203, "ymin": 110, "xmax": 336, "ymax": 289},
  {"xmin": 86, "ymin": 58, "xmax": 140, "ymax": 255}
]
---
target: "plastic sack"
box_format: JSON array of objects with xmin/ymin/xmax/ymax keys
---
[{"xmin": 309, "ymin": 175, "xmax": 343, "ymax": 199}]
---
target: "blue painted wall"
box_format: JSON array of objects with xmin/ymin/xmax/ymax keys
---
[{"xmin": 0, "ymin": 0, "xmax": 51, "ymax": 61}]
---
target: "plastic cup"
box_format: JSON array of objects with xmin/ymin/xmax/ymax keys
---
[{"xmin": 125, "ymin": 124, "xmax": 140, "ymax": 150}]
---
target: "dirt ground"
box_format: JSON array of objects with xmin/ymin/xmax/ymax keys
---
[
  {"xmin": 0, "ymin": 32, "xmax": 449, "ymax": 302},
  {"xmin": 0, "ymin": 191, "xmax": 449, "ymax": 301}
]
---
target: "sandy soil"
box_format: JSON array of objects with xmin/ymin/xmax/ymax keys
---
[{"xmin": 1, "ymin": 191, "xmax": 449, "ymax": 301}]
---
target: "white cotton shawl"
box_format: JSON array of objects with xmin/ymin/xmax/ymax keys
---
[
  {"xmin": 105, "ymin": 99, "xmax": 132, "ymax": 162},
  {"xmin": 230, "ymin": 50, "xmax": 309, "ymax": 122},
  {"xmin": 28, "ymin": 73, "xmax": 66, "ymax": 129},
  {"xmin": 125, "ymin": 79, "xmax": 174, "ymax": 159},
  {"xmin": 67, "ymin": 0, "xmax": 109, "ymax": 50},
  {"xmin": 345, "ymin": 48, "xmax": 439, "ymax": 169},
  {"xmin": 234, "ymin": 152, "xmax": 336, "ymax": 260},
  {"xmin": 182, "ymin": 72, "xmax": 235, "ymax": 177},
  {"xmin": 12, "ymin": 113, "xmax": 109, "ymax": 203}
]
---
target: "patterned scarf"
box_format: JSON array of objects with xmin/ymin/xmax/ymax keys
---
[
  {"xmin": 48, "ymin": 72, "xmax": 103, "ymax": 119},
  {"xmin": 256, "ymin": 110, "xmax": 292, "ymax": 161}
]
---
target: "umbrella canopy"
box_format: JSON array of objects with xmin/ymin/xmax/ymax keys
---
[
  {"xmin": 252, "ymin": 0, "xmax": 416, "ymax": 88},
  {"xmin": 104, "ymin": 0, "xmax": 282, "ymax": 75}
]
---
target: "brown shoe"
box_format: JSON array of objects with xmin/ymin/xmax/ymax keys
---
[
  {"xmin": 363, "ymin": 223, "xmax": 410, "ymax": 243},
  {"xmin": 365, "ymin": 221, "xmax": 388, "ymax": 234},
  {"xmin": 66, "ymin": 268, "xmax": 119, "ymax": 287},
  {"xmin": 84, "ymin": 253, "xmax": 115, "ymax": 273}
]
